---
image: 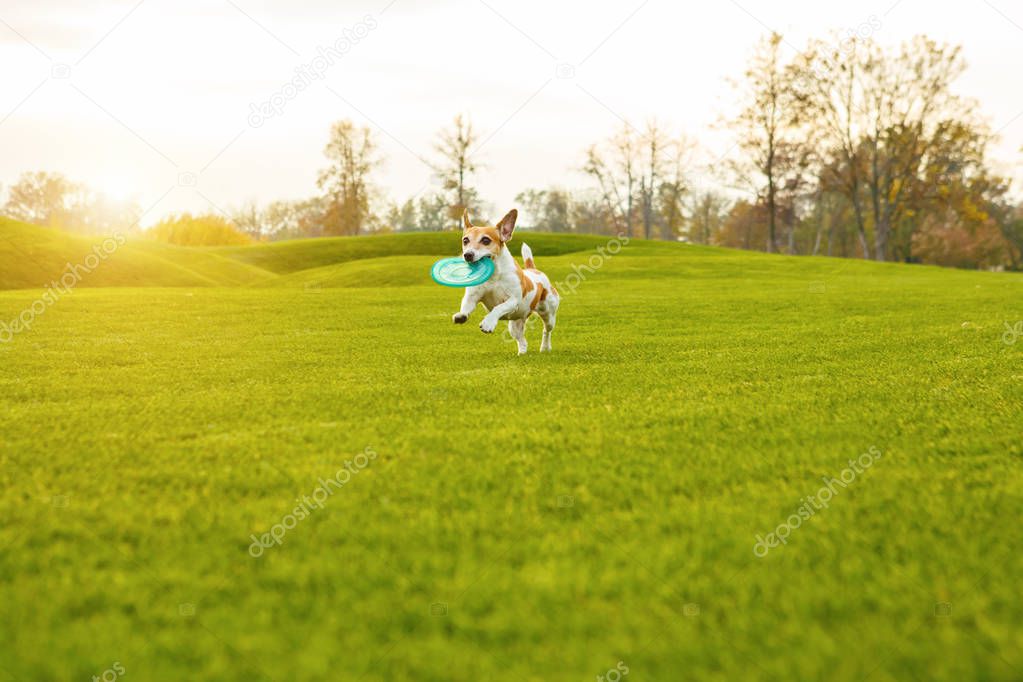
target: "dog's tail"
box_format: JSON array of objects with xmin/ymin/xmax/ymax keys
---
[{"xmin": 521, "ymin": 243, "xmax": 535, "ymax": 269}]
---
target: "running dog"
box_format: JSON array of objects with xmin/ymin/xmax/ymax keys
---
[{"xmin": 452, "ymin": 209, "xmax": 559, "ymax": 355}]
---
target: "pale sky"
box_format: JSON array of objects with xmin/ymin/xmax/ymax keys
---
[{"xmin": 1, "ymin": 0, "xmax": 1021, "ymax": 227}]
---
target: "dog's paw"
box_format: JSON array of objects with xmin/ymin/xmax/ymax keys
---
[
  {"xmin": 452, "ymin": 313, "xmax": 468, "ymax": 324},
  {"xmin": 479, "ymin": 318, "xmax": 497, "ymax": 334}
]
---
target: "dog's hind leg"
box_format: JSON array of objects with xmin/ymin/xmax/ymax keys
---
[
  {"xmin": 539, "ymin": 309, "xmax": 555, "ymax": 352},
  {"xmin": 508, "ymin": 318, "xmax": 528, "ymax": 356}
]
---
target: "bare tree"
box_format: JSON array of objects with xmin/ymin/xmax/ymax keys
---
[
  {"xmin": 582, "ymin": 123, "xmax": 640, "ymax": 236},
  {"xmin": 432, "ymin": 114, "xmax": 482, "ymax": 229},
  {"xmin": 797, "ymin": 34, "xmax": 985, "ymax": 261},
  {"xmin": 583, "ymin": 144, "xmax": 623, "ymax": 235},
  {"xmin": 639, "ymin": 121, "xmax": 669, "ymax": 239},
  {"xmin": 686, "ymin": 191, "xmax": 730, "ymax": 244},
  {"xmin": 317, "ymin": 119, "xmax": 382, "ymax": 235},
  {"xmin": 657, "ymin": 134, "xmax": 696, "ymax": 240},
  {"xmin": 584, "ymin": 122, "xmax": 694, "ymax": 238},
  {"xmin": 727, "ymin": 33, "xmax": 806, "ymax": 253}
]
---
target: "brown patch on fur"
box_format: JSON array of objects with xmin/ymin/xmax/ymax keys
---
[
  {"xmin": 516, "ymin": 263, "xmax": 534, "ymax": 297},
  {"xmin": 530, "ymin": 282, "xmax": 546, "ymax": 310}
]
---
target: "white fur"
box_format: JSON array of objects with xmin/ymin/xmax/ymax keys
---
[{"xmin": 452, "ymin": 242, "xmax": 560, "ymax": 355}]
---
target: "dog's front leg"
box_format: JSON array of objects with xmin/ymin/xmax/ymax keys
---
[
  {"xmin": 452, "ymin": 289, "xmax": 480, "ymax": 324},
  {"xmin": 479, "ymin": 299, "xmax": 517, "ymax": 334}
]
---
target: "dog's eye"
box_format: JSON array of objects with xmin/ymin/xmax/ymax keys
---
[
  {"xmin": 462, "ymin": 237, "xmax": 469, "ymax": 245},
  {"xmin": 480, "ymin": 237, "xmax": 491, "ymax": 245}
]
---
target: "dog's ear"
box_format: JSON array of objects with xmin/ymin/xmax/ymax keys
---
[
  {"xmin": 462, "ymin": 208, "xmax": 472, "ymax": 232},
  {"xmin": 496, "ymin": 209, "xmax": 517, "ymax": 242}
]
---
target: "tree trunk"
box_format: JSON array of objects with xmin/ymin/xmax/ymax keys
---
[
  {"xmin": 766, "ymin": 165, "xmax": 776, "ymax": 253},
  {"xmin": 626, "ymin": 174, "xmax": 634, "ymax": 238},
  {"xmin": 874, "ymin": 218, "xmax": 889, "ymax": 261}
]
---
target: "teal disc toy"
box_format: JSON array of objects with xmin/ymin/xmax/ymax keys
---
[{"xmin": 430, "ymin": 257, "xmax": 495, "ymax": 287}]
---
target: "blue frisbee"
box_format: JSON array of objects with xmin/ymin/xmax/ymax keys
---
[{"xmin": 430, "ymin": 257, "xmax": 495, "ymax": 287}]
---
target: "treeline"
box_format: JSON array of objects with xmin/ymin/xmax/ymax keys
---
[
  {"xmin": 2, "ymin": 31, "xmax": 1021, "ymax": 269},
  {"xmin": 1, "ymin": 171, "xmax": 140, "ymax": 235},
  {"xmin": 512, "ymin": 33, "xmax": 1023, "ymax": 269},
  {"xmin": 722, "ymin": 33, "xmax": 1022, "ymax": 268}
]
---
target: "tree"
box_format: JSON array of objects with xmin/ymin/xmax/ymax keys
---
[
  {"xmin": 657, "ymin": 134, "xmax": 696, "ymax": 240},
  {"xmin": 583, "ymin": 144, "xmax": 623, "ymax": 235},
  {"xmin": 432, "ymin": 114, "xmax": 482, "ymax": 229},
  {"xmin": 2, "ymin": 171, "xmax": 140, "ymax": 234},
  {"xmin": 417, "ymin": 193, "xmax": 449, "ymax": 231},
  {"xmin": 583, "ymin": 122, "xmax": 693, "ymax": 238},
  {"xmin": 514, "ymin": 188, "xmax": 572, "ymax": 232},
  {"xmin": 717, "ymin": 200, "xmax": 769, "ymax": 251},
  {"xmin": 639, "ymin": 121, "xmax": 669, "ymax": 240},
  {"xmin": 862, "ymin": 37, "xmax": 972, "ymax": 261},
  {"xmin": 1001, "ymin": 205, "xmax": 1023, "ymax": 270},
  {"xmin": 148, "ymin": 213, "xmax": 251, "ymax": 246},
  {"xmin": 727, "ymin": 33, "xmax": 807, "ymax": 253},
  {"xmin": 317, "ymin": 119, "xmax": 382, "ymax": 235},
  {"xmin": 2, "ymin": 171, "xmax": 79, "ymax": 227},
  {"xmin": 792, "ymin": 35, "xmax": 874, "ymax": 258},
  {"xmin": 76, "ymin": 192, "xmax": 142, "ymax": 235},
  {"xmin": 583, "ymin": 123, "xmax": 639, "ymax": 236},
  {"xmin": 686, "ymin": 191, "xmax": 730, "ymax": 244},
  {"xmin": 232, "ymin": 200, "xmax": 266, "ymax": 240},
  {"xmin": 571, "ymin": 190, "xmax": 616, "ymax": 235},
  {"xmin": 261, "ymin": 197, "xmax": 328, "ymax": 240},
  {"xmin": 794, "ymin": 34, "xmax": 986, "ymax": 262},
  {"xmin": 386, "ymin": 198, "xmax": 418, "ymax": 231}
]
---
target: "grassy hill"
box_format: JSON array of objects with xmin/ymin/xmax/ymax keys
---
[
  {"xmin": 213, "ymin": 230, "xmax": 629, "ymax": 275},
  {"xmin": 0, "ymin": 217, "xmax": 273, "ymax": 289},
  {"xmin": 1, "ymin": 219, "xmax": 1021, "ymax": 681}
]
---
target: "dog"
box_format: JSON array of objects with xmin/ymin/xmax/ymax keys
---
[{"xmin": 452, "ymin": 208, "xmax": 559, "ymax": 355}]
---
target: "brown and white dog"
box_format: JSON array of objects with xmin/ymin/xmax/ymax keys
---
[{"xmin": 452, "ymin": 208, "xmax": 559, "ymax": 355}]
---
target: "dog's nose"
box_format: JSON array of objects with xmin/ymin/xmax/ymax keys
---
[{"xmin": 463, "ymin": 253, "xmax": 475, "ymax": 263}]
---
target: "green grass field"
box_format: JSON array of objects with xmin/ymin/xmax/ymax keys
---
[{"xmin": 1, "ymin": 218, "xmax": 1021, "ymax": 681}]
